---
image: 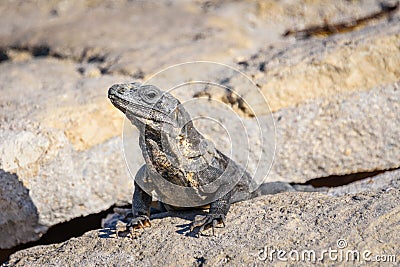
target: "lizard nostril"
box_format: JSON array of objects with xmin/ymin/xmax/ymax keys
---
[
  {"xmin": 108, "ymin": 84, "xmax": 125, "ymax": 97},
  {"xmin": 107, "ymin": 87, "xmax": 115, "ymax": 98}
]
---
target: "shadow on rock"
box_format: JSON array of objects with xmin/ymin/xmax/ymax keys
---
[{"xmin": 0, "ymin": 169, "xmax": 46, "ymax": 263}]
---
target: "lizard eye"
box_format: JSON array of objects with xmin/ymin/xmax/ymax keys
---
[
  {"xmin": 139, "ymin": 85, "xmax": 160, "ymax": 103},
  {"xmin": 147, "ymin": 91, "xmax": 157, "ymax": 98}
]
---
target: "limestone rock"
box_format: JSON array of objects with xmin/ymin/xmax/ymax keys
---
[
  {"xmin": 5, "ymin": 189, "xmax": 399, "ymax": 266},
  {"xmin": 0, "ymin": 58, "xmax": 135, "ymax": 249},
  {"xmin": 270, "ymin": 82, "xmax": 400, "ymax": 183}
]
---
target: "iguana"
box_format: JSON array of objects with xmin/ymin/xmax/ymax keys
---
[{"xmin": 108, "ymin": 82, "xmax": 294, "ymax": 236}]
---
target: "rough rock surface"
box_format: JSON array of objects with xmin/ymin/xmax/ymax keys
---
[
  {"xmin": 0, "ymin": 58, "xmax": 135, "ymax": 248},
  {"xmin": 242, "ymin": 16, "xmax": 400, "ymax": 112},
  {"xmin": 0, "ymin": 0, "xmax": 389, "ymax": 76},
  {"xmin": 270, "ymin": 82, "xmax": 400, "ymax": 183},
  {"xmin": 0, "ymin": 170, "xmax": 42, "ymax": 249},
  {"xmin": 4, "ymin": 188, "xmax": 399, "ymax": 266}
]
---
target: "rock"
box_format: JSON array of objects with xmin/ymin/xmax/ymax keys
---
[
  {"xmin": 0, "ymin": 131, "xmax": 49, "ymax": 170},
  {"xmin": 239, "ymin": 16, "xmax": 400, "ymax": 112},
  {"xmin": 153, "ymin": 15, "xmax": 400, "ymax": 114},
  {"xmin": 0, "ymin": 0, "xmax": 392, "ymax": 76},
  {"xmin": 0, "ymin": 58, "xmax": 135, "ymax": 248},
  {"xmin": 0, "ymin": 170, "xmax": 44, "ymax": 249},
  {"xmin": 4, "ymin": 189, "xmax": 399, "ymax": 266},
  {"xmin": 270, "ymin": 82, "xmax": 400, "ymax": 183}
]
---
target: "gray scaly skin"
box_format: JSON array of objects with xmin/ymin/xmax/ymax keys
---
[{"xmin": 108, "ymin": 82, "xmax": 292, "ymax": 236}]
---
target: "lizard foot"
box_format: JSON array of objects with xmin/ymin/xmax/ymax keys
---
[
  {"xmin": 127, "ymin": 215, "xmax": 151, "ymax": 238},
  {"xmin": 127, "ymin": 215, "xmax": 151, "ymax": 229},
  {"xmin": 190, "ymin": 214, "xmax": 226, "ymax": 236},
  {"xmin": 115, "ymin": 215, "xmax": 151, "ymax": 238}
]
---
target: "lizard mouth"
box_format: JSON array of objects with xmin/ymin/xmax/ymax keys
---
[
  {"xmin": 108, "ymin": 93, "xmax": 130, "ymax": 114},
  {"xmin": 108, "ymin": 93, "xmax": 176, "ymax": 126}
]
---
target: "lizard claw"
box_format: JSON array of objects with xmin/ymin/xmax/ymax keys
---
[
  {"xmin": 127, "ymin": 215, "xmax": 151, "ymax": 230},
  {"xmin": 116, "ymin": 215, "xmax": 151, "ymax": 238},
  {"xmin": 190, "ymin": 214, "xmax": 226, "ymax": 236},
  {"xmin": 127, "ymin": 215, "xmax": 151, "ymax": 239}
]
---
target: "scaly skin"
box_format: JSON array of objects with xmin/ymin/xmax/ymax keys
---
[{"xmin": 108, "ymin": 82, "xmax": 262, "ymax": 236}]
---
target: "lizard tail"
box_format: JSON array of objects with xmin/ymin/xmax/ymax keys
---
[{"xmin": 231, "ymin": 182, "xmax": 296, "ymax": 204}]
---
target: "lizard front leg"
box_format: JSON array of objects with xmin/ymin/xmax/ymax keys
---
[
  {"xmin": 116, "ymin": 165, "xmax": 152, "ymax": 238},
  {"xmin": 190, "ymin": 190, "xmax": 231, "ymax": 236},
  {"xmin": 128, "ymin": 180, "xmax": 152, "ymax": 230},
  {"xmin": 115, "ymin": 181, "xmax": 152, "ymax": 238}
]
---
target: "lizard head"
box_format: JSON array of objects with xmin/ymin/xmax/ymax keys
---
[{"xmin": 108, "ymin": 82, "xmax": 190, "ymax": 129}]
